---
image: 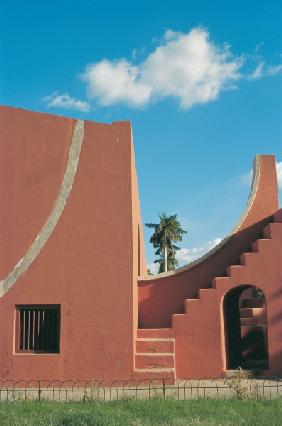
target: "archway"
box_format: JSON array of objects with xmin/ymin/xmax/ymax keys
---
[{"xmin": 224, "ymin": 285, "xmax": 268, "ymax": 371}]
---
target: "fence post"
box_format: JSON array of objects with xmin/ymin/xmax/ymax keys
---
[
  {"xmin": 162, "ymin": 378, "xmax": 166, "ymax": 399},
  {"xmin": 38, "ymin": 381, "xmax": 41, "ymax": 401}
]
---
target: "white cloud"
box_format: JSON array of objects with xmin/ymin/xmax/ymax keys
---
[
  {"xmin": 249, "ymin": 61, "xmax": 265, "ymax": 80},
  {"xmin": 241, "ymin": 162, "xmax": 282, "ymax": 189},
  {"xmin": 266, "ymin": 64, "xmax": 282, "ymax": 77},
  {"xmin": 248, "ymin": 62, "xmax": 282, "ymax": 80},
  {"xmin": 176, "ymin": 238, "xmax": 222, "ymax": 265},
  {"xmin": 82, "ymin": 27, "xmax": 243, "ymax": 109},
  {"xmin": 83, "ymin": 60, "xmax": 152, "ymax": 107},
  {"xmin": 42, "ymin": 92, "xmax": 90, "ymax": 112}
]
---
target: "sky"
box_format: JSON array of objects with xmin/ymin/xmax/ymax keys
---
[{"xmin": 1, "ymin": 0, "xmax": 282, "ymax": 273}]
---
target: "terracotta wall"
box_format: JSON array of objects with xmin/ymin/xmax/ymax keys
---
[
  {"xmin": 172, "ymin": 212, "xmax": 282, "ymax": 378},
  {"xmin": 137, "ymin": 154, "xmax": 282, "ymax": 378},
  {"xmin": 1, "ymin": 105, "xmax": 281, "ymax": 381},
  {"xmin": 0, "ymin": 106, "xmax": 145, "ymax": 381}
]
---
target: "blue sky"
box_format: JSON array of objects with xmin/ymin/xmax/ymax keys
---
[{"xmin": 1, "ymin": 0, "xmax": 281, "ymax": 272}]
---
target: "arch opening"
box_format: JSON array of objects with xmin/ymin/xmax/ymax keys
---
[{"xmin": 224, "ymin": 285, "xmax": 268, "ymax": 371}]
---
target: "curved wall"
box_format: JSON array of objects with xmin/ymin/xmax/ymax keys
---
[{"xmin": 138, "ymin": 155, "xmax": 279, "ymax": 328}]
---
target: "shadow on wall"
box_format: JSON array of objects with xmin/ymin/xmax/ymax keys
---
[{"xmin": 138, "ymin": 216, "xmax": 272, "ymax": 328}]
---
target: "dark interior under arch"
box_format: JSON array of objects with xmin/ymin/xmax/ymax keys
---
[{"xmin": 224, "ymin": 285, "xmax": 269, "ymax": 371}]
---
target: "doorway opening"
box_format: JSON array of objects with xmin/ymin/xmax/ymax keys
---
[{"xmin": 224, "ymin": 285, "xmax": 268, "ymax": 371}]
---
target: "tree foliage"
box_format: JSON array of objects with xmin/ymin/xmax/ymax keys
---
[{"xmin": 146, "ymin": 213, "xmax": 187, "ymax": 273}]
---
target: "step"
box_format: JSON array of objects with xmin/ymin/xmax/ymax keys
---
[
  {"xmin": 184, "ymin": 298, "xmax": 200, "ymax": 314},
  {"xmin": 134, "ymin": 368, "xmax": 175, "ymax": 381},
  {"xmin": 172, "ymin": 313, "xmax": 187, "ymax": 328},
  {"xmin": 135, "ymin": 353, "xmax": 175, "ymax": 369},
  {"xmin": 240, "ymin": 308, "xmax": 254, "ymax": 318},
  {"xmin": 251, "ymin": 239, "xmax": 270, "ymax": 253},
  {"xmin": 136, "ymin": 338, "xmax": 174, "ymax": 354},
  {"xmin": 241, "ymin": 298, "xmax": 264, "ymax": 308},
  {"xmin": 137, "ymin": 329, "xmax": 173, "ymax": 338},
  {"xmin": 239, "ymin": 252, "xmax": 257, "ymax": 267},
  {"xmin": 240, "ymin": 317, "xmax": 266, "ymax": 326},
  {"xmin": 212, "ymin": 276, "xmax": 230, "ymax": 289},
  {"xmin": 252, "ymin": 307, "xmax": 265, "ymax": 319},
  {"xmin": 263, "ymin": 223, "xmax": 282, "ymax": 239},
  {"xmin": 240, "ymin": 307, "xmax": 265, "ymax": 318},
  {"xmin": 198, "ymin": 288, "xmax": 216, "ymax": 300},
  {"xmin": 226, "ymin": 265, "xmax": 246, "ymax": 281}
]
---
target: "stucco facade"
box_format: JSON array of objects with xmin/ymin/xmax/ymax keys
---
[{"xmin": 0, "ymin": 105, "xmax": 281, "ymax": 381}]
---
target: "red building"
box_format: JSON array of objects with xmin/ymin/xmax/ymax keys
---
[{"xmin": 0, "ymin": 105, "xmax": 281, "ymax": 381}]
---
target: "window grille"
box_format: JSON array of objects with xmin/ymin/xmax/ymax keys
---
[{"xmin": 16, "ymin": 305, "xmax": 60, "ymax": 353}]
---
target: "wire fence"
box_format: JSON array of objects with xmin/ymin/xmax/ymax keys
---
[{"xmin": 0, "ymin": 377, "xmax": 282, "ymax": 401}]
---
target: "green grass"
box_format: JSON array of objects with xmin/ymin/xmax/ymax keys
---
[{"xmin": 0, "ymin": 398, "xmax": 281, "ymax": 425}]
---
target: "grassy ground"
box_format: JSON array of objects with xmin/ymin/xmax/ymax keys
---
[{"xmin": 0, "ymin": 398, "xmax": 281, "ymax": 425}]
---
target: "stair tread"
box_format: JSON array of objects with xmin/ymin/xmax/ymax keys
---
[
  {"xmin": 185, "ymin": 298, "xmax": 199, "ymax": 301},
  {"xmin": 240, "ymin": 308, "xmax": 264, "ymax": 319},
  {"xmin": 138, "ymin": 329, "xmax": 173, "ymax": 333},
  {"xmin": 228, "ymin": 265, "xmax": 245, "ymax": 269},
  {"xmin": 137, "ymin": 328, "xmax": 174, "ymax": 338},
  {"xmin": 136, "ymin": 353, "xmax": 174, "ymax": 356},
  {"xmin": 136, "ymin": 338, "xmax": 174, "ymax": 341},
  {"xmin": 135, "ymin": 368, "xmax": 175, "ymax": 372}
]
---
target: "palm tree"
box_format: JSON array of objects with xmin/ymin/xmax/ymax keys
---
[{"xmin": 146, "ymin": 213, "xmax": 187, "ymax": 273}]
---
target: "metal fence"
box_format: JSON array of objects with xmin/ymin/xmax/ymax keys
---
[{"xmin": 0, "ymin": 377, "xmax": 282, "ymax": 401}]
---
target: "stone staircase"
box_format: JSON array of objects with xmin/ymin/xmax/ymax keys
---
[
  {"xmin": 135, "ymin": 328, "xmax": 176, "ymax": 379},
  {"xmin": 174, "ymin": 220, "xmax": 281, "ymax": 319},
  {"xmin": 135, "ymin": 214, "xmax": 282, "ymax": 378},
  {"xmin": 240, "ymin": 300, "xmax": 266, "ymax": 327}
]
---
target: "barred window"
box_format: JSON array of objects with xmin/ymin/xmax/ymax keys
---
[{"xmin": 16, "ymin": 305, "xmax": 60, "ymax": 353}]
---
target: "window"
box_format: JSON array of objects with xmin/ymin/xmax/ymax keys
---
[{"xmin": 16, "ymin": 305, "xmax": 60, "ymax": 353}]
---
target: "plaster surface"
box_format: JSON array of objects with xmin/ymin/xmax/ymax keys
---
[
  {"xmin": 0, "ymin": 106, "xmax": 281, "ymax": 381},
  {"xmin": 0, "ymin": 106, "xmax": 145, "ymax": 381}
]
